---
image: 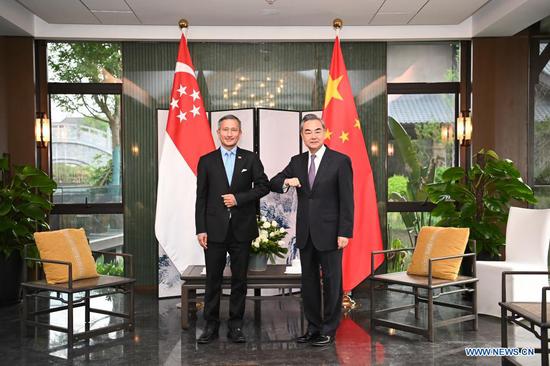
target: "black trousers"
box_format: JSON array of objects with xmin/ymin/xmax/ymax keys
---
[
  {"xmin": 300, "ymin": 235, "xmax": 343, "ymax": 337},
  {"xmin": 203, "ymin": 225, "xmax": 250, "ymax": 329}
]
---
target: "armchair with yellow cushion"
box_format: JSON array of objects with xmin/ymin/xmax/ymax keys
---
[
  {"xmin": 21, "ymin": 228, "xmax": 135, "ymax": 350},
  {"xmin": 370, "ymin": 226, "xmax": 478, "ymax": 341}
]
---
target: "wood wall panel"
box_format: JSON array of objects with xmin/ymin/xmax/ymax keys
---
[{"xmin": 472, "ymin": 34, "xmax": 529, "ymax": 180}]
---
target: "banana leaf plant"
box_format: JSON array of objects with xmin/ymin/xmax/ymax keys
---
[
  {"xmin": 426, "ymin": 149, "xmax": 536, "ymax": 259},
  {"xmin": 0, "ymin": 157, "xmax": 57, "ymax": 258},
  {"xmin": 388, "ymin": 117, "xmax": 437, "ymax": 245}
]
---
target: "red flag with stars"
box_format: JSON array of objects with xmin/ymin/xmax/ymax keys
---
[
  {"xmin": 155, "ymin": 34, "xmax": 215, "ymax": 277},
  {"xmin": 323, "ymin": 36, "xmax": 384, "ymax": 292}
]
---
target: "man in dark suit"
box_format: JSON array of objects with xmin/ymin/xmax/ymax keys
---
[
  {"xmin": 270, "ymin": 113, "xmax": 354, "ymax": 346},
  {"xmin": 195, "ymin": 114, "xmax": 269, "ymax": 344}
]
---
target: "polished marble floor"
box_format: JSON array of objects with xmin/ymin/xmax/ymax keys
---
[{"xmin": 0, "ymin": 290, "xmax": 543, "ymax": 365}]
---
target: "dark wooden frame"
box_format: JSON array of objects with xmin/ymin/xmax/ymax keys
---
[
  {"xmin": 180, "ymin": 264, "xmax": 302, "ymax": 330},
  {"xmin": 369, "ymin": 240, "xmax": 478, "ymax": 341},
  {"xmin": 500, "ymin": 271, "xmax": 550, "ymax": 366},
  {"xmin": 20, "ymin": 245, "xmax": 135, "ymax": 351}
]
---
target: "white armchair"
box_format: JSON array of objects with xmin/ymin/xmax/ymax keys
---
[{"xmin": 477, "ymin": 207, "xmax": 550, "ymax": 317}]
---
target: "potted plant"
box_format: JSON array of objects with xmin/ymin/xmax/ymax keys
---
[
  {"xmin": 249, "ymin": 216, "xmax": 288, "ymax": 271},
  {"xmin": 0, "ymin": 156, "xmax": 57, "ymax": 305},
  {"xmin": 426, "ymin": 149, "xmax": 536, "ymax": 259}
]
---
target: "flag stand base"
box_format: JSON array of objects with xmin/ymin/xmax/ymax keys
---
[{"xmin": 342, "ymin": 293, "xmax": 359, "ymax": 311}]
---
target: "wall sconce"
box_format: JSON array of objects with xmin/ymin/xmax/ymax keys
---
[
  {"xmin": 387, "ymin": 142, "xmax": 394, "ymax": 157},
  {"xmin": 370, "ymin": 141, "xmax": 379, "ymax": 156},
  {"xmin": 440, "ymin": 123, "xmax": 454, "ymax": 143},
  {"xmin": 35, "ymin": 112, "xmax": 50, "ymax": 147},
  {"xmin": 456, "ymin": 111, "xmax": 472, "ymax": 145}
]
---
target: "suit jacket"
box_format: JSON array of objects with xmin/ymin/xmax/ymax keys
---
[
  {"xmin": 270, "ymin": 146, "xmax": 354, "ymax": 251},
  {"xmin": 195, "ymin": 147, "xmax": 269, "ymax": 243}
]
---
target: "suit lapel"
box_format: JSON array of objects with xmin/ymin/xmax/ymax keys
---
[
  {"xmin": 301, "ymin": 152, "xmax": 311, "ymax": 192},
  {"xmin": 311, "ymin": 147, "xmax": 332, "ymax": 192},
  {"xmin": 229, "ymin": 147, "xmax": 244, "ymax": 190},
  {"xmin": 215, "ymin": 148, "xmax": 230, "ymax": 190}
]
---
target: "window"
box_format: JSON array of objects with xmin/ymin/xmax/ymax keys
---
[
  {"xmin": 386, "ymin": 42, "xmax": 462, "ymax": 256},
  {"xmin": 533, "ymin": 41, "xmax": 550, "ymax": 208},
  {"xmin": 45, "ymin": 42, "xmax": 123, "ymax": 251},
  {"xmin": 50, "ymin": 94, "xmax": 121, "ymax": 204}
]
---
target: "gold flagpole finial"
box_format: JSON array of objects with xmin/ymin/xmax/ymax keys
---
[
  {"xmin": 332, "ymin": 18, "xmax": 343, "ymax": 30},
  {"xmin": 178, "ymin": 19, "xmax": 189, "ymax": 29}
]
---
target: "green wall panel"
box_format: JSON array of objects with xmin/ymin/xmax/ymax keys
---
[{"xmin": 122, "ymin": 41, "xmax": 387, "ymax": 286}]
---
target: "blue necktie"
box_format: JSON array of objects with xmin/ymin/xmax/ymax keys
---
[{"xmin": 224, "ymin": 151, "xmax": 234, "ymax": 185}]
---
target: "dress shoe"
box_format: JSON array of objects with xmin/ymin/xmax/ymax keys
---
[
  {"xmin": 311, "ymin": 335, "xmax": 334, "ymax": 347},
  {"xmin": 227, "ymin": 327, "xmax": 246, "ymax": 343},
  {"xmin": 296, "ymin": 331, "xmax": 320, "ymax": 343},
  {"xmin": 197, "ymin": 327, "xmax": 219, "ymax": 344}
]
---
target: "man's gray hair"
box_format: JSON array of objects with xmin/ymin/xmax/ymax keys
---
[
  {"xmin": 217, "ymin": 114, "xmax": 242, "ymax": 129},
  {"xmin": 300, "ymin": 113, "xmax": 326, "ymax": 132}
]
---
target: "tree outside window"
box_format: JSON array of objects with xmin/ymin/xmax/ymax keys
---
[{"xmin": 47, "ymin": 42, "xmax": 122, "ymax": 204}]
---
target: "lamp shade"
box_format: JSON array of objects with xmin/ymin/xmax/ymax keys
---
[
  {"xmin": 456, "ymin": 113, "xmax": 472, "ymax": 143},
  {"xmin": 35, "ymin": 113, "xmax": 50, "ymax": 146}
]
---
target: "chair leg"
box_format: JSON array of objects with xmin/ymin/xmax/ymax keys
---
[
  {"xmin": 129, "ymin": 283, "xmax": 135, "ymax": 331},
  {"xmin": 20, "ymin": 287, "xmax": 27, "ymax": 337},
  {"xmin": 500, "ymin": 306, "xmax": 508, "ymax": 349},
  {"xmin": 414, "ymin": 287, "xmax": 420, "ymax": 320},
  {"xmin": 427, "ymin": 288, "xmax": 434, "ymax": 342},
  {"xmin": 84, "ymin": 290, "xmax": 90, "ymax": 332},
  {"xmin": 541, "ymin": 327, "xmax": 548, "ymax": 366},
  {"xmin": 67, "ymin": 293, "xmax": 74, "ymax": 349},
  {"xmin": 370, "ymin": 279, "xmax": 375, "ymax": 328},
  {"xmin": 472, "ymin": 282, "xmax": 478, "ymax": 331}
]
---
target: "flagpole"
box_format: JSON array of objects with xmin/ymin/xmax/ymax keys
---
[
  {"xmin": 174, "ymin": 16, "xmax": 188, "ymax": 312},
  {"xmin": 331, "ymin": 17, "xmax": 358, "ymax": 312},
  {"xmin": 174, "ymin": 17, "xmax": 204, "ymax": 313}
]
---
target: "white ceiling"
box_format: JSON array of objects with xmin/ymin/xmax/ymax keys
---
[
  {"xmin": 15, "ymin": 0, "xmax": 490, "ymax": 26},
  {"xmin": 1, "ymin": 0, "xmax": 550, "ymax": 40}
]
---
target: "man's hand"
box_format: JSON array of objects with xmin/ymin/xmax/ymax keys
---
[
  {"xmin": 284, "ymin": 178, "xmax": 301, "ymax": 188},
  {"xmin": 337, "ymin": 236, "xmax": 349, "ymax": 249},
  {"xmin": 197, "ymin": 233, "xmax": 208, "ymax": 249},
  {"xmin": 221, "ymin": 194, "xmax": 237, "ymax": 208}
]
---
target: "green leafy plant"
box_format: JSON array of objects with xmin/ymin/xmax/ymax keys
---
[
  {"xmin": 426, "ymin": 149, "xmax": 537, "ymax": 258},
  {"xmin": 0, "ymin": 157, "xmax": 57, "ymax": 257},
  {"xmin": 386, "ymin": 238, "xmax": 412, "ymax": 273},
  {"xmin": 251, "ymin": 216, "xmax": 288, "ymax": 263},
  {"xmin": 95, "ymin": 254, "xmax": 124, "ymax": 276},
  {"xmin": 388, "ymin": 117, "xmax": 439, "ymax": 244}
]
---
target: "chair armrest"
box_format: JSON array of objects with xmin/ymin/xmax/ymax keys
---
[
  {"xmin": 370, "ymin": 248, "xmax": 414, "ymax": 278},
  {"xmin": 23, "ymin": 257, "xmax": 73, "ymax": 289},
  {"xmin": 427, "ymin": 252, "xmax": 476, "ymax": 287},
  {"xmin": 92, "ymin": 251, "xmax": 134, "ymax": 278},
  {"xmin": 372, "ymin": 248, "xmax": 415, "ymax": 255},
  {"xmin": 501, "ymin": 271, "xmax": 550, "ymax": 303}
]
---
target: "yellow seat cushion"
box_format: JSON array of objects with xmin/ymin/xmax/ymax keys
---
[
  {"xmin": 407, "ymin": 226, "xmax": 470, "ymax": 280},
  {"xmin": 33, "ymin": 228, "xmax": 99, "ymax": 284}
]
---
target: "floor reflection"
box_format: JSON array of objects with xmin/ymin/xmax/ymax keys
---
[{"xmin": 0, "ymin": 291, "xmax": 544, "ymax": 365}]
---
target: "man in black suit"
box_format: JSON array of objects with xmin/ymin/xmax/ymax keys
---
[
  {"xmin": 270, "ymin": 113, "xmax": 354, "ymax": 346},
  {"xmin": 195, "ymin": 114, "xmax": 269, "ymax": 344}
]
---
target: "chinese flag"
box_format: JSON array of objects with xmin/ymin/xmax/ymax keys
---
[
  {"xmin": 323, "ymin": 36, "xmax": 384, "ymax": 292},
  {"xmin": 155, "ymin": 34, "xmax": 215, "ymax": 275}
]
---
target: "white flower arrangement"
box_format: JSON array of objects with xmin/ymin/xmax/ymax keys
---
[{"xmin": 250, "ymin": 216, "xmax": 288, "ymax": 262}]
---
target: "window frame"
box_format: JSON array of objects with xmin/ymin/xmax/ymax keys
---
[{"xmin": 39, "ymin": 40, "xmax": 124, "ymax": 218}]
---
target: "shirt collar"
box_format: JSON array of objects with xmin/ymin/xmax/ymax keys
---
[
  {"xmin": 309, "ymin": 144, "xmax": 326, "ymax": 160},
  {"xmin": 220, "ymin": 146, "xmax": 238, "ymax": 155}
]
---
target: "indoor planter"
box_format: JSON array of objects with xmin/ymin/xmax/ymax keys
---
[
  {"xmin": 426, "ymin": 149, "xmax": 536, "ymax": 259},
  {"xmin": 0, "ymin": 157, "xmax": 56, "ymax": 305},
  {"xmin": 249, "ymin": 217, "xmax": 288, "ymax": 271}
]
